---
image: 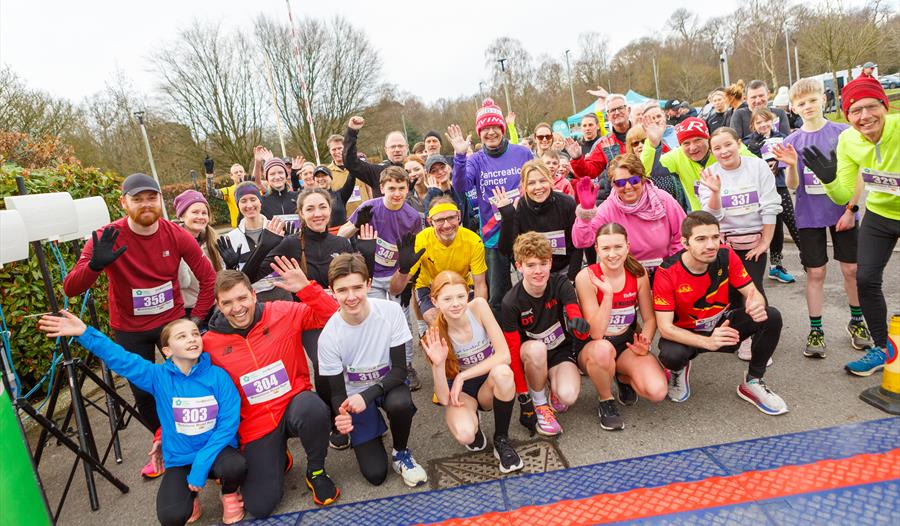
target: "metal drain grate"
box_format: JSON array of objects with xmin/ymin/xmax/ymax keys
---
[{"xmin": 428, "ymin": 439, "xmax": 569, "ymax": 489}]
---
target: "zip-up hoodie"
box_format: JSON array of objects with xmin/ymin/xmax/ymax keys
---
[
  {"xmin": 202, "ymin": 283, "xmax": 338, "ymax": 444},
  {"xmin": 76, "ymin": 327, "xmax": 239, "ymax": 487}
]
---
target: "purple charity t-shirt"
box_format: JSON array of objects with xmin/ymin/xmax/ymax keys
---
[
  {"xmin": 349, "ymin": 198, "xmax": 423, "ymax": 278},
  {"xmin": 782, "ymin": 121, "xmax": 853, "ymax": 229}
]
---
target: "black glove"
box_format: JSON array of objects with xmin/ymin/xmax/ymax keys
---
[
  {"xmin": 283, "ymin": 221, "xmax": 298, "ymax": 238},
  {"xmin": 746, "ymin": 135, "xmax": 764, "ymax": 156},
  {"xmin": 216, "ymin": 237, "xmax": 240, "ymax": 270},
  {"xmin": 88, "ymin": 227, "xmax": 127, "ymax": 272},
  {"xmin": 517, "ymin": 393, "xmax": 537, "ymax": 437},
  {"xmin": 566, "ymin": 313, "xmax": 591, "ymax": 340},
  {"xmin": 397, "ymin": 233, "xmax": 425, "ymax": 275},
  {"xmin": 353, "ymin": 205, "xmax": 373, "ymax": 229},
  {"xmin": 801, "ymin": 145, "xmax": 838, "ymax": 185},
  {"xmin": 203, "ymin": 155, "xmax": 214, "ymax": 175}
]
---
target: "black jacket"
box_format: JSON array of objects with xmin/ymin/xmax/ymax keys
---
[
  {"xmin": 260, "ymin": 187, "xmax": 298, "ymax": 219},
  {"xmin": 342, "ymin": 127, "xmax": 405, "ymax": 198}
]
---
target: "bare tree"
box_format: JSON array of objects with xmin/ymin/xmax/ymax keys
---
[
  {"xmin": 0, "ymin": 65, "xmax": 79, "ymax": 137},
  {"xmin": 574, "ymin": 32, "xmax": 610, "ymax": 91},
  {"xmin": 152, "ymin": 21, "xmax": 264, "ymax": 168},
  {"xmin": 736, "ymin": 0, "xmax": 792, "ymax": 88}
]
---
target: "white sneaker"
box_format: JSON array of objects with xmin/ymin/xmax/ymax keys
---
[
  {"xmin": 737, "ymin": 337, "xmax": 773, "ymax": 366},
  {"xmin": 737, "ymin": 377, "xmax": 789, "ymax": 415},
  {"xmin": 667, "ymin": 363, "xmax": 691, "ymax": 403},
  {"xmin": 392, "ymin": 449, "xmax": 428, "ymax": 487}
]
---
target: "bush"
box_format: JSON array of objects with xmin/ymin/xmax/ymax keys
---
[
  {"xmin": 161, "ymin": 178, "xmax": 230, "ymax": 227},
  {"xmin": 1, "ymin": 145, "xmax": 123, "ymax": 396}
]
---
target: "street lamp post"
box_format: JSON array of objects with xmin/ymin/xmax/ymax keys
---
[
  {"xmin": 652, "ymin": 57, "xmax": 661, "ymax": 100},
  {"xmin": 498, "ymin": 58, "xmax": 512, "ymax": 114},
  {"xmin": 565, "ymin": 49, "xmax": 577, "ymax": 115},
  {"xmin": 785, "ymin": 27, "xmax": 793, "ymax": 87},
  {"xmin": 133, "ymin": 111, "xmax": 168, "ymax": 220},
  {"xmin": 720, "ymin": 49, "xmax": 731, "ymax": 86}
]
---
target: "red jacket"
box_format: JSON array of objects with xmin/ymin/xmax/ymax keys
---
[
  {"xmin": 64, "ymin": 218, "xmax": 216, "ymax": 332},
  {"xmin": 202, "ymin": 283, "xmax": 338, "ymax": 444}
]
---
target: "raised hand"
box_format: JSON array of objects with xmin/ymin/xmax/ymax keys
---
[
  {"xmin": 216, "ymin": 237, "xmax": 240, "ymax": 270},
  {"xmin": 644, "ymin": 122, "xmax": 664, "ymax": 147},
  {"xmin": 348, "ymin": 116, "xmax": 365, "ymax": 130},
  {"xmin": 625, "ymin": 332, "xmax": 651, "ymax": 356},
  {"xmin": 698, "ymin": 168, "xmax": 721, "ymax": 193},
  {"xmin": 564, "ymin": 137, "xmax": 582, "ymax": 160},
  {"xmin": 425, "ymin": 174, "xmax": 440, "ymax": 189},
  {"xmin": 265, "ymin": 216, "xmax": 285, "ymax": 237},
  {"xmin": 491, "ymin": 187, "xmax": 513, "ymax": 209},
  {"xmin": 506, "ymin": 112, "xmax": 516, "ymax": 126},
  {"xmin": 575, "ymin": 177, "xmax": 600, "ymax": 209},
  {"xmin": 589, "ymin": 271, "xmax": 613, "ymax": 296},
  {"xmin": 291, "ymin": 156, "xmax": 305, "ymax": 171},
  {"xmin": 801, "ymin": 145, "xmax": 837, "ymax": 185},
  {"xmin": 270, "ymin": 256, "xmax": 310, "ymax": 293},
  {"xmin": 37, "ymin": 310, "xmax": 87, "ymax": 338},
  {"xmin": 587, "ymin": 87, "xmax": 609, "ymax": 108},
  {"xmin": 707, "ymin": 320, "xmax": 740, "ymax": 350},
  {"xmin": 353, "ymin": 205, "xmax": 373, "ymax": 229},
  {"xmin": 283, "ymin": 221, "xmax": 298, "ymax": 238},
  {"xmin": 203, "ymin": 155, "xmax": 214, "ymax": 175},
  {"xmin": 420, "ymin": 327, "xmax": 449, "ymax": 367},
  {"xmin": 89, "ymin": 226, "xmax": 127, "ymax": 272},
  {"xmin": 771, "ymin": 143, "xmax": 798, "ymax": 166},
  {"xmin": 358, "ymin": 223, "xmax": 377, "ymax": 241},
  {"xmin": 445, "ymin": 124, "xmax": 471, "ymax": 155},
  {"xmin": 397, "ymin": 233, "xmax": 425, "ymax": 274}
]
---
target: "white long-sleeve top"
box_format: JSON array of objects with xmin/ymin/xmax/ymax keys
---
[{"xmin": 700, "ymin": 156, "xmax": 782, "ymax": 236}]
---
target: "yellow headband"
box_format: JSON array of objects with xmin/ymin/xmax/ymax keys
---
[{"xmin": 428, "ymin": 202, "xmax": 460, "ymax": 218}]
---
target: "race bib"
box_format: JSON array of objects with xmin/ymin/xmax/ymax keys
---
[
  {"xmin": 693, "ymin": 180, "xmax": 701, "ymax": 198},
  {"xmin": 240, "ymin": 360, "xmax": 292, "ymax": 405},
  {"xmin": 802, "ymin": 166, "xmax": 826, "ymax": 195},
  {"xmin": 374, "ymin": 238, "xmax": 399, "ymax": 267},
  {"xmin": 172, "ymin": 396, "xmax": 218, "ymax": 436},
  {"xmin": 541, "ymin": 230, "xmax": 567, "ymax": 256},
  {"xmin": 132, "ymin": 282, "xmax": 175, "ymax": 316},
  {"xmin": 346, "ymin": 364, "xmax": 391, "ymax": 386},
  {"xmin": 457, "ymin": 340, "xmax": 494, "ymax": 369},
  {"xmin": 526, "ymin": 321, "xmax": 566, "ymax": 350},
  {"xmin": 861, "ymin": 168, "xmax": 900, "ymax": 196},
  {"xmin": 348, "ymin": 186, "xmax": 362, "ymax": 203},
  {"xmin": 608, "ymin": 306, "xmax": 636, "ymax": 334},
  {"xmin": 488, "ymin": 188, "xmax": 520, "ymax": 220},
  {"xmin": 639, "ymin": 258, "xmax": 663, "ymax": 270},
  {"xmin": 721, "ymin": 187, "xmax": 760, "ymax": 216},
  {"xmin": 273, "ymin": 214, "xmax": 300, "ymax": 230},
  {"xmin": 695, "ymin": 310, "xmax": 725, "ymax": 332}
]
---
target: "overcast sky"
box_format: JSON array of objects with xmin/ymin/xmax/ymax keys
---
[{"xmin": 0, "ymin": 0, "xmax": 840, "ymax": 105}]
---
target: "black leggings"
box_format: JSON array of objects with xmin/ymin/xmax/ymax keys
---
[
  {"xmin": 857, "ymin": 210, "xmax": 900, "ymax": 348},
  {"xmin": 302, "ymin": 329, "xmax": 334, "ymax": 422},
  {"xmin": 729, "ymin": 249, "xmax": 767, "ymax": 310},
  {"xmin": 156, "ymin": 446, "xmax": 246, "ymax": 526},
  {"xmin": 114, "ymin": 326, "xmax": 164, "ymax": 431},
  {"xmin": 354, "ymin": 385, "xmax": 416, "ymax": 486},
  {"xmin": 241, "ymin": 390, "xmax": 330, "ymax": 518},
  {"xmin": 658, "ymin": 306, "xmax": 783, "ymax": 379},
  {"xmin": 770, "ymin": 187, "xmax": 800, "ymax": 267}
]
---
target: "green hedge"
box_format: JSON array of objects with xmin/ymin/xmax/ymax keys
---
[
  {"xmin": 0, "ymin": 162, "xmax": 122, "ymax": 395},
  {"xmin": 162, "ymin": 178, "xmax": 230, "ymax": 227}
]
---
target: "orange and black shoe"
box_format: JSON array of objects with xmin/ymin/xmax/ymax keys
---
[
  {"xmin": 284, "ymin": 448, "xmax": 294, "ymax": 474},
  {"xmin": 305, "ymin": 468, "xmax": 340, "ymax": 506}
]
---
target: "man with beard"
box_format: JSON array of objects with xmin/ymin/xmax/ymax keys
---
[{"xmin": 64, "ymin": 173, "xmax": 217, "ymax": 479}]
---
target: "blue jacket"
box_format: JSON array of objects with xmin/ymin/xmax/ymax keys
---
[{"xmin": 77, "ymin": 327, "xmax": 240, "ymax": 487}]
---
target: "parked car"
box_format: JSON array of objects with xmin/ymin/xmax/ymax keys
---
[{"xmin": 879, "ymin": 74, "xmax": 899, "ymax": 90}]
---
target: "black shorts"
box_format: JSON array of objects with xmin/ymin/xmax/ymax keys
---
[
  {"xmin": 797, "ymin": 224, "xmax": 858, "ymax": 268},
  {"xmin": 604, "ymin": 325, "xmax": 636, "ymax": 359},
  {"xmin": 448, "ymin": 373, "xmax": 488, "ymax": 402},
  {"xmin": 546, "ymin": 336, "xmax": 587, "ymax": 370}
]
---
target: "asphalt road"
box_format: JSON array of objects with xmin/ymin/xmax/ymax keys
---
[{"xmin": 28, "ymin": 245, "xmax": 899, "ymax": 526}]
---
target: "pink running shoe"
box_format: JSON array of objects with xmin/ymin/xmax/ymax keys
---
[
  {"xmin": 534, "ymin": 404, "xmax": 562, "ymax": 436},
  {"xmin": 140, "ymin": 459, "xmax": 164, "ymax": 479},
  {"xmin": 186, "ymin": 497, "xmax": 202, "ymax": 524},
  {"xmin": 220, "ymin": 492, "xmax": 245, "ymax": 524},
  {"xmin": 550, "ymin": 392, "xmax": 569, "ymax": 413}
]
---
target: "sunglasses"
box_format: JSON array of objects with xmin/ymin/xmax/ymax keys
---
[
  {"xmin": 535, "ymin": 134, "xmax": 553, "ymax": 141},
  {"xmin": 630, "ymin": 140, "xmax": 644, "ymax": 148},
  {"xmin": 613, "ymin": 176, "xmax": 643, "ymax": 188}
]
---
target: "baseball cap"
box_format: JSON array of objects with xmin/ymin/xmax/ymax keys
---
[
  {"xmin": 425, "ymin": 154, "xmax": 448, "ymax": 173},
  {"xmin": 313, "ymin": 165, "xmax": 332, "ymax": 178},
  {"xmin": 122, "ymin": 173, "xmax": 161, "ymax": 196},
  {"xmin": 664, "ymin": 99, "xmax": 681, "ymax": 111}
]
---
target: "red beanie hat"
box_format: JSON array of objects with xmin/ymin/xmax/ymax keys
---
[
  {"xmin": 674, "ymin": 117, "xmax": 710, "ymax": 144},
  {"xmin": 841, "ymin": 76, "xmax": 889, "ymax": 118},
  {"xmin": 475, "ymin": 98, "xmax": 506, "ymax": 136}
]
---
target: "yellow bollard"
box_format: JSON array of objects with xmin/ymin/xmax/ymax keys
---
[{"xmin": 860, "ymin": 315, "xmax": 900, "ymax": 414}]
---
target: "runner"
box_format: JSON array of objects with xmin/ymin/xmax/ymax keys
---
[
  {"xmin": 326, "ymin": 133, "xmax": 373, "ymax": 217},
  {"xmin": 496, "ymin": 159, "xmax": 582, "ymax": 281},
  {"xmin": 730, "ymin": 80, "xmax": 791, "ymax": 138},
  {"xmin": 259, "ymin": 157, "xmax": 299, "ymax": 219},
  {"xmin": 173, "ymin": 190, "xmax": 224, "ymax": 321},
  {"xmin": 309, "ymin": 165, "xmax": 358, "ymax": 231},
  {"xmin": 654, "ymin": 211, "xmax": 788, "ymax": 415},
  {"xmin": 39, "ymin": 314, "xmax": 245, "ymax": 525},
  {"xmin": 804, "ymin": 76, "xmax": 898, "ymax": 376},
  {"xmin": 500, "ymin": 232, "xmax": 592, "ymax": 436},
  {"xmin": 203, "ymin": 156, "xmax": 248, "ymax": 228},
  {"xmin": 423, "ymin": 130, "xmax": 443, "ymax": 157},
  {"xmin": 540, "ymin": 150, "xmax": 575, "ymax": 196},
  {"xmin": 771, "ymin": 78, "xmax": 872, "ymax": 359},
  {"xmin": 342, "ymin": 115, "xmax": 408, "ymax": 198},
  {"xmin": 320, "ymin": 254, "xmax": 428, "ymax": 488},
  {"xmin": 575, "ymin": 223, "xmax": 667, "ymax": 430},
  {"xmin": 705, "ymin": 88, "xmax": 729, "ymax": 134},
  {"xmin": 447, "ymin": 98, "xmax": 534, "ymax": 316},
  {"xmin": 564, "ymin": 93, "xmax": 632, "ymax": 181},
  {"xmin": 203, "ymin": 260, "xmax": 341, "ymax": 516},
  {"xmin": 404, "ymin": 154, "xmax": 430, "ymax": 218},
  {"xmin": 422, "ymin": 154, "xmax": 477, "ymax": 232},
  {"xmin": 63, "ymin": 173, "xmax": 217, "ymax": 478},
  {"xmin": 419, "ymin": 271, "xmax": 524, "ymax": 473}
]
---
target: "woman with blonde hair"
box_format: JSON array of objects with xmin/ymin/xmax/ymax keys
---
[
  {"xmin": 420, "ymin": 271, "xmax": 524, "ymax": 473},
  {"xmin": 723, "ymin": 79, "xmax": 746, "ymax": 127}
]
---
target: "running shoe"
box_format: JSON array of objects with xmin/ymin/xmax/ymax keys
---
[
  {"xmin": 493, "ymin": 435, "xmax": 524, "ymax": 474},
  {"xmin": 518, "ymin": 393, "xmax": 537, "ymax": 435},
  {"xmin": 284, "ymin": 448, "xmax": 293, "ymax": 474},
  {"xmin": 465, "ymin": 414, "xmax": 487, "ymax": 452},
  {"xmin": 187, "ymin": 496, "xmax": 202, "ymax": 524},
  {"xmin": 392, "ymin": 449, "xmax": 428, "ymax": 487},
  {"xmin": 220, "ymin": 492, "xmax": 245, "ymax": 525},
  {"xmin": 598, "ymin": 399, "xmax": 625, "ymax": 430},
  {"xmin": 615, "ymin": 376, "xmax": 638, "ymax": 406},
  {"xmin": 845, "ymin": 347, "xmax": 886, "ymax": 377},
  {"xmin": 667, "ymin": 363, "xmax": 691, "ymax": 403},
  {"xmin": 737, "ymin": 377, "xmax": 789, "ymax": 415},
  {"xmin": 737, "ymin": 337, "xmax": 752, "ymax": 361},
  {"xmin": 804, "ymin": 330, "xmax": 826, "ymax": 359},
  {"xmin": 140, "ymin": 459, "xmax": 164, "ymax": 479},
  {"xmin": 847, "ymin": 321, "xmax": 874, "ymax": 350},
  {"xmin": 534, "ymin": 404, "xmax": 562, "ymax": 436},
  {"xmin": 550, "ymin": 392, "xmax": 569, "ymax": 413},
  {"xmin": 768, "ymin": 266, "xmax": 795, "ymax": 283},
  {"xmin": 407, "ymin": 364, "xmax": 422, "ymax": 391},
  {"xmin": 305, "ymin": 468, "xmax": 340, "ymax": 506},
  {"xmin": 329, "ymin": 430, "xmax": 350, "ymax": 450}
]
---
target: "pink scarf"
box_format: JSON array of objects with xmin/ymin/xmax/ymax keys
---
[{"xmin": 609, "ymin": 180, "xmax": 667, "ymax": 221}]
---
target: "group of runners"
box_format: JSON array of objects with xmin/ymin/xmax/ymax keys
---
[{"xmin": 34, "ymin": 73, "xmax": 897, "ymax": 525}]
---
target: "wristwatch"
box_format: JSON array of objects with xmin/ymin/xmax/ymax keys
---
[{"xmin": 846, "ymin": 204, "xmax": 859, "ymax": 213}]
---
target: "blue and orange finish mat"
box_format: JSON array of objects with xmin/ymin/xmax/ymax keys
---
[{"xmin": 246, "ymin": 417, "xmax": 900, "ymax": 526}]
